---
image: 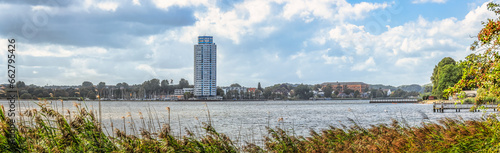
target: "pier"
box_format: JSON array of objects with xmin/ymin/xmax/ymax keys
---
[
  {"xmin": 369, "ymin": 99, "xmax": 419, "ymax": 103},
  {"xmin": 433, "ymin": 101, "xmax": 499, "ymax": 113}
]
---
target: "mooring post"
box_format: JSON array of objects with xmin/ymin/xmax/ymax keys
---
[
  {"xmin": 433, "ymin": 102, "xmax": 436, "ymax": 112},
  {"xmin": 441, "ymin": 102, "xmax": 444, "ymax": 113}
]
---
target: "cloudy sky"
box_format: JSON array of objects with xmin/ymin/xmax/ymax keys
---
[{"xmin": 0, "ymin": 0, "xmax": 496, "ymax": 87}]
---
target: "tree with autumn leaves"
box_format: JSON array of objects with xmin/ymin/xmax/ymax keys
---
[{"xmin": 445, "ymin": 2, "xmax": 500, "ymax": 104}]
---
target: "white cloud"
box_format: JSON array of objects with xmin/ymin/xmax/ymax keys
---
[
  {"xmin": 135, "ymin": 64, "xmax": 158, "ymax": 78},
  {"xmin": 132, "ymin": 0, "xmax": 141, "ymax": 6},
  {"xmin": 18, "ymin": 45, "xmax": 107, "ymax": 57},
  {"xmin": 316, "ymin": 2, "xmax": 494, "ymax": 59},
  {"xmin": 151, "ymin": 0, "xmax": 208, "ymax": 10},
  {"xmin": 1, "ymin": 0, "xmax": 497, "ymax": 87},
  {"xmin": 351, "ymin": 57, "xmax": 377, "ymax": 71},
  {"xmin": 336, "ymin": 2, "xmax": 389, "ymax": 21},
  {"xmin": 97, "ymin": 2, "xmax": 119, "ymax": 11},
  {"xmin": 296, "ymin": 69, "xmax": 303, "ymax": 78},
  {"xmin": 182, "ymin": 0, "xmax": 274, "ymax": 44},
  {"xmin": 62, "ymin": 58, "xmax": 102, "ymax": 80},
  {"xmin": 282, "ymin": 0, "xmax": 388, "ymax": 21},
  {"xmin": 412, "ymin": 0, "xmax": 447, "ymax": 4},
  {"xmin": 395, "ymin": 58, "xmax": 420, "ymax": 68}
]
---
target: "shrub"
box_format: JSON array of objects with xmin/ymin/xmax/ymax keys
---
[{"xmin": 19, "ymin": 93, "xmax": 32, "ymax": 99}]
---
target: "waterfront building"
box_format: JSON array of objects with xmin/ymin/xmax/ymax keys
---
[
  {"xmin": 321, "ymin": 82, "xmax": 370, "ymax": 93},
  {"xmin": 194, "ymin": 36, "xmax": 217, "ymax": 98},
  {"xmin": 222, "ymin": 86, "xmax": 248, "ymax": 95}
]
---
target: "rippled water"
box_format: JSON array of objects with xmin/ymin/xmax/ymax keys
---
[{"xmin": 9, "ymin": 100, "xmax": 493, "ymax": 145}]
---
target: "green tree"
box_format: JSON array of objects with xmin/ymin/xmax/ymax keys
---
[
  {"xmin": 54, "ymin": 90, "xmax": 69, "ymax": 97},
  {"xmin": 322, "ymin": 85, "xmax": 333, "ymax": 98},
  {"xmin": 263, "ymin": 88, "xmax": 272, "ymax": 99},
  {"xmin": 88, "ymin": 91, "xmax": 97, "ymax": 100},
  {"xmin": 436, "ymin": 64, "xmax": 462, "ymax": 99},
  {"xmin": 255, "ymin": 90, "xmax": 262, "ymax": 99},
  {"xmin": 446, "ymin": 3, "xmax": 500, "ymax": 103},
  {"xmin": 294, "ymin": 84, "xmax": 312, "ymax": 100},
  {"xmin": 97, "ymin": 82, "xmax": 106, "ymax": 98},
  {"xmin": 390, "ymin": 89, "xmax": 406, "ymax": 98},
  {"xmin": 16, "ymin": 81, "xmax": 26, "ymax": 88},
  {"xmin": 82, "ymin": 81, "xmax": 93, "ymax": 88},
  {"xmin": 423, "ymin": 84, "xmax": 433, "ymax": 93},
  {"xmin": 184, "ymin": 92, "xmax": 194, "ymax": 99},
  {"xmin": 313, "ymin": 84, "xmax": 322, "ymax": 91},
  {"xmin": 179, "ymin": 78, "xmax": 189, "ymax": 88},
  {"xmin": 230, "ymin": 83, "xmax": 241, "ymax": 87},
  {"xmin": 161, "ymin": 79, "xmax": 170, "ymax": 94},
  {"xmin": 431, "ymin": 57, "xmax": 462, "ymax": 99},
  {"xmin": 97, "ymin": 82, "xmax": 106, "ymax": 90},
  {"xmin": 20, "ymin": 93, "xmax": 32, "ymax": 99},
  {"xmin": 431, "ymin": 57, "xmax": 456, "ymax": 89},
  {"xmin": 150, "ymin": 79, "xmax": 160, "ymax": 93},
  {"xmin": 375, "ymin": 89, "xmax": 385, "ymax": 98},
  {"xmin": 354, "ymin": 90, "xmax": 360, "ymax": 98},
  {"xmin": 217, "ymin": 87, "xmax": 224, "ymax": 97},
  {"xmin": 344, "ymin": 89, "xmax": 354, "ymax": 95}
]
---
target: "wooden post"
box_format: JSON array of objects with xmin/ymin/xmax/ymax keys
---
[
  {"xmin": 433, "ymin": 102, "xmax": 436, "ymax": 112},
  {"xmin": 441, "ymin": 102, "xmax": 444, "ymax": 113}
]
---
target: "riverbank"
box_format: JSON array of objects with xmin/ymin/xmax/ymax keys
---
[{"xmin": 419, "ymin": 99, "xmax": 442, "ymax": 104}]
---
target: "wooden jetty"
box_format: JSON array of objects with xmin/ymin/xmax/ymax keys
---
[
  {"xmin": 433, "ymin": 101, "xmax": 499, "ymax": 113},
  {"xmin": 369, "ymin": 99, "xmax": 419, "ymax": 103}
]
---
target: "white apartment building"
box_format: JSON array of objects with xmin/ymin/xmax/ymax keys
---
[{"xmin": 194, "ymin": 36, "xmax": 217, "ymax": 98}]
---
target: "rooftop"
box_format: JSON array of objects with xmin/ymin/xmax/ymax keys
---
[{"xmin": 321, "ymin": 82, "xmax": 369, "ymax": 85}]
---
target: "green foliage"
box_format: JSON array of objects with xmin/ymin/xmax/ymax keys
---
[
  {"xmin": 20, "ymin": 93, "xmax": 32, "ymax": 99},
  {"xmin": 322, "ymin": 86, "xmax": 333, "ymax": 98},
  {"xmin": 370, "ymin": 89, "xmax": 386, "ymax": 98},
  {"xmin": 353, "ymin": 90, "xmax": 360, "ymax": 98},
  {"xmin": 230, "ymin": 83, "xmax": 241, "ymax": 87},
  {"xmin": 463, "ymin": 98, "xmax": 475, "ymax": 104},
  {"xmin": 398, "ymin": 84, "xmax": 423, "ymax": 93},
  {"xmin": 447, "ymin": 2, "xmax": 500, "ymax": 104},
  {"xmin": 183, "ymin": 92, "xmax": 194, "ymax": 99},
  {"xmin": 369, "ymin": 84, "xmax": 397, "ymax": 91},
  {"xmin": 0, "ymin": 101, "xmax": 239, "ymax": 152},
  {"xmin": 294, "ymin": 84, "xmax": 312, "ymax": 100},
  {"xmin": 243, "ymin": 117, "xmax": 500, "ymax": 152},
  {"xmin": 431, "ymin": 57, "xmax": 463, "ymax": 99},
  {"xmin": 82, "ymin": 81, "xmax": 93, "ymax": 88},
  {"xmin": 216, "ymin": 87, "xmax": 224, "ymax": 97},
  {"xmin": 423, "ymin": 83, "xmax": 433, "ymax": 93},
  {"xmin": 3, "ymin": 101, "xmax": 500, "ymax": 152},
  {"xmin": 15, "ymin": 81, "xmax": 26, "ymax": 89},
  {"xmin": 178, "ymin": 78, "xmax": 190, "ymax": 89}
]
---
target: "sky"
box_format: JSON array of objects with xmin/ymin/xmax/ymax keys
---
[{"xmin": 0, "ymin": 0, "xmax": 497, "ymax": 87}]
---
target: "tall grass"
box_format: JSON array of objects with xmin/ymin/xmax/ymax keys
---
[
  {"xmin": 0, "ymin": 100, "xmax": 238, "ymax": 152},
  {"xmin": 244, "ymin": 115, "xmax": 500, "ymax": 152},
  {"xmin": 2, "ymin": 100, "xmax": 500, "ymax": 152}
]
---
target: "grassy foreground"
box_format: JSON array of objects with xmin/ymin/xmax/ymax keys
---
[{"xmin": 1, "ymin": 102, "xmax": 500, "ymax": 152}]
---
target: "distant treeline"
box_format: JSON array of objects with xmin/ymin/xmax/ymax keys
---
[
  {"xmin": 1, "ymin": 80, "xmax": 424, "ymax": 100},
  {"xmin": 1, "ymin": 79, "xmax": 193, "ymax": 100}
]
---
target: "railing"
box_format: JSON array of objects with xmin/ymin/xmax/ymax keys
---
[
  {"xmin": 433, "ymin": 101, "xmax": 499, "ymax": 113},
  {"xmin": 369, "ymin": 99, "xmax": 419, "ymax": 103}
]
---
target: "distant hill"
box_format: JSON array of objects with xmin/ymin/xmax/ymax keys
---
[
  {"xmin": 369, "ymin": 84, "xmax": 424, "ymax": 93},
  {"xmin": 369, "ymin": 84, "xmax": 397, "ymax": 90},
  {"xmin": 398, "ymin": 84, "xmax": 423, "ymax": 93}
]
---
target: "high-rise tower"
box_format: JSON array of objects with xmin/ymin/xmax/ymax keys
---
[{"xmin": 194, "ymin": 36, "xmax": 216, "ymax": 98}]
